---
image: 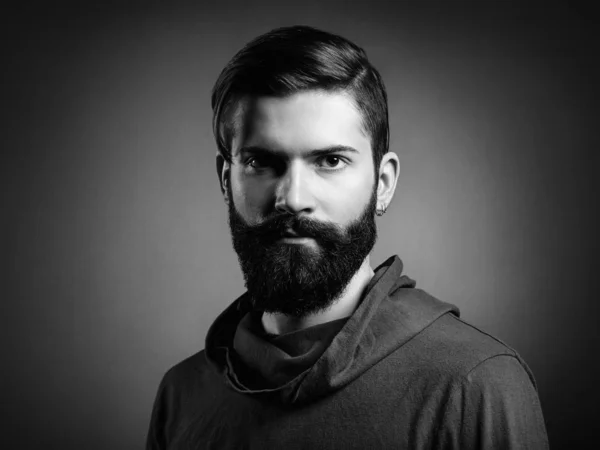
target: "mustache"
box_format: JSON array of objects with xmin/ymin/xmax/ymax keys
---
[{"xmin": 240, "ymin": 213, "xmax": 349, "ymax": 243}]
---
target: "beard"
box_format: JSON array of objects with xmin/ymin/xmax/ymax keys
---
[{"xmin": 227, "ymin": 183, "xmax": 378, "ymax": 318}]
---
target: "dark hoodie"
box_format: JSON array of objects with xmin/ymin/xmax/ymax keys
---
[{"xmin": 147, "ymin": 256, "xmax": 549, "ymax": 449}]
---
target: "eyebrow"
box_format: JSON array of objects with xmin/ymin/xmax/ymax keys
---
[{"xmin": 237, "ymin": 145, "xmax": 360, "ymax": 158}]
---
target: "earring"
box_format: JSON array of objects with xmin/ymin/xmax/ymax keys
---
[{"xmin": 376, "ymin": 204, "xmax": 387, "ymax": 216}]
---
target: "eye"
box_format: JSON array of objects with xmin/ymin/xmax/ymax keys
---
[
  {"xmin": 243, "ymin": 155, "xmax": 285, "ymax": 176},
  {"xmin": 246, "ymin": 156, "xmax": 270, "ymax": 169},
  {"xmin": 317, "ymin": 155, "xmax": 347, "ymax": 170}
]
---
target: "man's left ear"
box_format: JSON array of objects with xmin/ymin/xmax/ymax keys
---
[{"xmin": 376, "ymin": 152, "xmax": 400, "ymax": 211}]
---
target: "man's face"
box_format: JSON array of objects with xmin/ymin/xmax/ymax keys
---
[{"xmin": 224, "ymin": 90, "xmax": 378, "ymax": 317}]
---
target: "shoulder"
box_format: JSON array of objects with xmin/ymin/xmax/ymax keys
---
[
  {"xmin": 156, "ymin": 350, "xmax": 213, "ymax": 398},
  {"xmin": 162, "ymin": 350, "xmax": 208, "ymax": 385},
  {"xmin": 409, "ymin": 312, "xmax": 548, "ymax": 446},
  {"xmin": 149, "ymin": 350, "xmax": 217, "ymax": 425},
  {"xmin": 164, "ymin": 350, "xmax": 208, "ymax": 379},
  {"xmin": 409, "ymin": 311, "xmax": 536, "ymax": 386}
]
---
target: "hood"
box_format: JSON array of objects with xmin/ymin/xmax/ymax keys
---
[{"xmin": 205, "ymin": 255, "xmax": 459, "ymax": 405}]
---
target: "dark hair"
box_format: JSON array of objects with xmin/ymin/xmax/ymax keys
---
[{"xmin": 211, "ymin": 25, "xmax": 389, "ymax": 172}]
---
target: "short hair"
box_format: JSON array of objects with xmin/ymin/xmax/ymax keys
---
[{"xmin": 211, "ymin": 25, "xmax": 390, "ymax": 172}]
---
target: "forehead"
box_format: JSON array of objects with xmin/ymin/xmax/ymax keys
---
[{"xmin": 231, "ymin": 90, "xmax": 371, "ymax": 156}]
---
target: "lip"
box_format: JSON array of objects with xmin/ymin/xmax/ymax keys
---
[
  {"xmin": 282, "ymin": 228, "xmax": 301, "ymax": 237},
  {"xmin": 278, "ymin": 236, "xmax": 314, "ymax": 244}
]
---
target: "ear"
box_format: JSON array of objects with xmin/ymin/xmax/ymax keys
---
[
  {"xmin": 216, "ymin": 152, "xmax": 231, "ymax": 205},
  {"xmin": 376, "ymin": 151, "xmax": 400, "ymax": 209}
]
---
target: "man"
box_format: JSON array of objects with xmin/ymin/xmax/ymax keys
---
[{"xmin": 147, "ymin": 26, "xmax": 549, "ymax": 449}]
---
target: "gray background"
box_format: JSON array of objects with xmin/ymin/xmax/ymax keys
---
[{"xmin": 3, "ymin": 2, "xmax": 598, "ymax": 449}]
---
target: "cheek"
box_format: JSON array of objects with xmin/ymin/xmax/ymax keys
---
[
  {"xmin": 231, "ymin": 173, "xmax": 274, "ymax": 220},
  {"xmin": 321, "ymin": 170, "xmax": 375, "ymax": 221}
]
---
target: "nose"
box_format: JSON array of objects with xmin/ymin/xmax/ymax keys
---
[{"xmin": 274, "ymin": 161, "xmax": 316, "ymax": 215}]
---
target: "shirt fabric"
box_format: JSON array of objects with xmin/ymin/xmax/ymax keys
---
[{"xmin": 147, "ymin": 255, "xmax": 549, "ymax": 449}]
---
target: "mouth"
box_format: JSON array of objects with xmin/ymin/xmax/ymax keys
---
[
  {"xmin": 279, "ymin": 236, "xmax": 314, "ymax": 243},
  {"xmin": 282, "ymin": 227, "xmax": 313, "ymax": 238},
  {"xmin": 279, "ymin": 229, "xmax": 314, "ymax": 244}
]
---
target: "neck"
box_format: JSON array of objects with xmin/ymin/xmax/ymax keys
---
[{"xmin": 261, "ymin": 255, "xmax": 375, "ymax": 335}]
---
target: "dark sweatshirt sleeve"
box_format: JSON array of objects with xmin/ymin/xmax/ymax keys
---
[
  {"xmin": 445, "ymin": 354, "xmax": 549, "ymax": 449},
  {"xmin": 147, "ymin": 369, "xmax": 179, "ymax": 450}
]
